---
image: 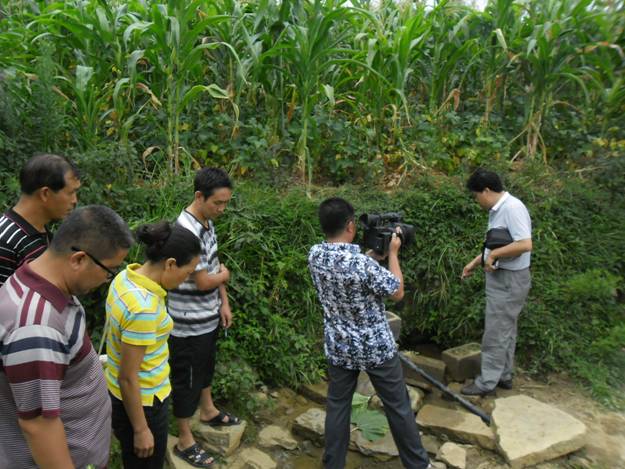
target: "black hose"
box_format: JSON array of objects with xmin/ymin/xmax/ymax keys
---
[{"xmin": 399, "ymin": 353, "xmax": 492, "ymax": 426}]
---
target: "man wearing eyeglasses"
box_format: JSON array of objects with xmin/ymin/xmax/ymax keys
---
[
  {"xmin": 0, "ymin": 153, "xmax": 81, "ymax": 287},
  {"xmin": 0, "ymin": 205, "xmax": 133, "ymax": 469}
]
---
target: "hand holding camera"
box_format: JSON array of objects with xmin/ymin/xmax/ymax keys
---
[
  {"xmin": 359, "ymin": 212, "xmax": 414, "ymax": 256},
  {"xmin": 389, "ymin": 227, "xmax": 402, "ymax": 255}
]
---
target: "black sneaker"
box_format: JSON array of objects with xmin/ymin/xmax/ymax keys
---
[
  {"xmin": 461, "ymin": 383, "xmax": 495, "ymax": 397},
  {"xmin": 497, "ymin": 379, "xmax": 513, "ymax": 390}
]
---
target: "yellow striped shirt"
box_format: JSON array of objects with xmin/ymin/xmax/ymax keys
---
[{"xmin": 105, "ymin": 264, "xmax": 173, "ymax": 406}]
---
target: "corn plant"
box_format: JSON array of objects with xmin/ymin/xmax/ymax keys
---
[
  {"xmin": 511, "ymin": 0, "xmax": 596, "ymax": 160},
  {"xmin": 122, "ymin": 0, "xmax": 241, "ymax": 173},
  {"xmin": 349, "ymin": 0, "xmax": 431, "ymax": 151},
  {"xmin": 269, "ymin": 0, "xmax": 360, "ymax": 189}
]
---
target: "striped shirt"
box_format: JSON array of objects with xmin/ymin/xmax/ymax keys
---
[
  {"xmin": 0, "ymin": 209, "xmax": 52, "ymax": 287},
  {"xmin": 105, "ymin": 264, "xmax": 173, "ymax": 406},
  {"xmin": 167, "ymin": 210, "xmax": 221, "ymax": 337},
  {"xmin": 0, "ymin": 263, "xmax": 111, "ymax": 469}
]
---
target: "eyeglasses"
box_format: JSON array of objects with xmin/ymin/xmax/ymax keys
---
[{"xmin": 71, "ymin": 246, "xmax": 118, "ymax": 280}]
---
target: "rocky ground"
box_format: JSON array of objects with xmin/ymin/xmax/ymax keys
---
[
  {"xmin": 161, "ymin": 320, "xmax": 624, "ymax": 469},
  {"xmin": 163, "ymin": 365, "xmax": 625, "ymax": 469}
]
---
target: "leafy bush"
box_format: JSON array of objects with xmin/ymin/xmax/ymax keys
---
[{"xmin": 0, "ymin": 150, "xmax": 623, "ymax": 407}]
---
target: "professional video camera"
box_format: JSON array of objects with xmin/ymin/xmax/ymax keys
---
[{"xmin": 359, "ymin": 212, "xmax": 415, "ymax": 256}]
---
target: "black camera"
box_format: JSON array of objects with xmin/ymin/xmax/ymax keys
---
[{"xmin": 359, "ymin": 212, "xmax": 415, "ymax": 256}]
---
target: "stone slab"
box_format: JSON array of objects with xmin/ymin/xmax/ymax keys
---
[
  {"xmin": 437, "ymin": 442, "xmax": 467, "ymax": 469},
  {"xmin": 492, "ymin": 395, "xmax": 588, "ymax": 468},
  {"xmin": 258, "ymin": 425, "xmax": 298, "ymax": 450},
  {"xmin": 229, "ymin": 447, "xmax": 277, "ymax": 469},
  {"xmin": 401, "ymin": 351, "xmax": 447, "ymax": 390},
  {"xmin": 293, "ymin": 407, "xmax": 325, "ymax": 442},
  {"xmin": 370, "ymin": 385, "xmax": 425, "ymax": 413},
  {"xmin": 190, "ymin": 412, "xmax": 247, "ymax": 456},
  {"xmin": 421, "ymin": 433, "xmax": 441, "ymax": 455},
  {"xmin": 350, "ymin": 428, "xmax": 399, "ymax": 461},
  {"xmin": 416, "ymin": 404, "xmax": 496, "ymax": 450},
  {"xmin": 356, "ymin": 373, "xmax": 376, "ymax": 397},
  {"xmin": 441, "ymin": 343, "xmax": 481, "ymax": 382},
  {"xmin": 299, "ymin": 381, "xmax": 328, "ymax": 404}
]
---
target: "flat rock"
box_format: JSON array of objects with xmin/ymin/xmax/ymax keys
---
[
  {"xmin": 293, "ymin": 407, "xmax": 325, "ymax": 442},
  {"xmin": 299, "ymin": 382, "xmax": 328, "ymax": 404},
  {"xmin": 190, "ymin": 412, "xmax": 247, "ymax": 456},
  {"xmin": 421, "ymin": 433, "xmax": 441, "ymax": 455},
  {"xmin": 492, "ymin": 395, "xmax": 588, "ymax": 468},
  {"xmin": 229, "ymin": 447, "xmax": 277, "ymax": 469},
  {"xmin": 401, "ymin": 351, "xmax": 446, "ymax": 391},
  {"xmin": 370, "ymin": 385, "xmax": 425, "ymax": 413},
  {"xmin": 436, "ymin": 442, "xmax": 467, "ymax": 469},
  {"xmin": 356, "ymin": 373, "xmax": 376, "ymax": 397},
  {"xmin": 417, "ymin": 405, "xmax": 496, "ymax": 450},
  {"xmin": 257, "ymin": 425, "xmax": 298, "ymax": 450},
  {"xmin": 431, "ymin": 462, "xmax": 447, "ymax": 469},
  {"xmin": 350, "ymin": 429, "xmax": 399, "ymax": 461}
]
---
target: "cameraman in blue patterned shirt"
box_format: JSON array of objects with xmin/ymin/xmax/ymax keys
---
[{"xmin": 308, "ymin": 198, "xmax": 430, "ymax": 469}]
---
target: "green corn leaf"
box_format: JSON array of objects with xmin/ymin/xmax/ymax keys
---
[
  {"xmin": 179, "ymin": 84, "xmax": 229, "ymax": 112},
  {"xmin": 322, "ymin": 84, "xmax": 335, "ymax": 106},
  {"xmin": 75, "ymin": 65, "xmax": 94, "ymax": 93}
]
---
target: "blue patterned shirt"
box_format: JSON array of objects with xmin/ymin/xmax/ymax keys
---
[{"xmin": 308, "ymin": 242, "xmax": 400, "ymax": 370}]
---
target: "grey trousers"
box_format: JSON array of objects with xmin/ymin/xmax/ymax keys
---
[
  {"xmin": 323, "ymin": 354, "xmax": 430, "ymax": 469},
  {"xmin": 475, "ymin": 267, "xmax": 531, "ymax": 391}
]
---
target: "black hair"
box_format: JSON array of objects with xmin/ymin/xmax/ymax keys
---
[
  {"xmin": 20, "ymin": 153, "xmax": 80, "ymax": 195},
  {"xmin": 318, "ymin": 197, "xmax": 355, "ymax": 237},
  {"xmin": 50, "ymin": 205, "xmax": 133, "ymax": 259},
  {"xmin": 194, "ymin": 167, "xmax": 232, "ymax": 199},
  {"xmin": 466, "ymin": 168, "xmax": 504, "ymax": 193},
  {"xmin": 135, "ymin": 221, "xmax": 201, "ymax": 267}
]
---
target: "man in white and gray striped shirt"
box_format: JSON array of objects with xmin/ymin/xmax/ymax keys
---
[{"xmin": 167, "ymin": 168, "xmax": 239, "ymax": 468}]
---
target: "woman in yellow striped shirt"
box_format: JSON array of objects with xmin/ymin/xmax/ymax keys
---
[{"xmin": 105, "ymin": 221, "xmax": 206, "ymax": 469}]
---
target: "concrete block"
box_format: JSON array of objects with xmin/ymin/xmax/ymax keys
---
[{"xmin": 441, "ymin": 343, "xmax": 481, "ymax": 382}]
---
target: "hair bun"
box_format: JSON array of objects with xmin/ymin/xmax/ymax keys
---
[{"xmin": 136, "ymin": 221, "xmax": 172, "ymax": 249}]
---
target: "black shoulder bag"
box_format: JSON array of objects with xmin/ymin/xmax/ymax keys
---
[{"xmin": 482, "ymin": 227, "xmax": 514, "ymax": 266}]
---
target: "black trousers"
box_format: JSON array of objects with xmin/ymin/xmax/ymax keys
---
[
  {"xmin": 323, "ymin": 354, "xmax": 430, "ymax": 469},
  {"xmin": 169, "ymin": 329, "xmax": 219, "ymax": 418},
  {"xmin": 110, "ymin": 393, "xmax": 170, "ymax": 469}
]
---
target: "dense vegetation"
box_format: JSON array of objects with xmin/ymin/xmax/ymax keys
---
[{"xmin": 1, "ymin": 0, "xmax": 624, "ymax": 409}]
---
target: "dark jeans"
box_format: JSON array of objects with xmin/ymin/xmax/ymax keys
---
[
  {"xmin": 110, "ymin": 393, "xmax": 170, "ymax": 469},
  {"xmin": 324, "ymin": 354, "xmax": 430, "ymax": 469}
]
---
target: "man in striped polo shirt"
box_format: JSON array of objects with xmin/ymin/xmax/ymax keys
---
[
  {"xmin": 0, "ymin": 205, "xmax": 133, "ymax": 469},
  {"xmin": 0, "ymin": 153, "xmax": 80, "ymax": 287},
  {"xmin": 167, "ymin": 168, "xmax": 239, "ymax": 465}
]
